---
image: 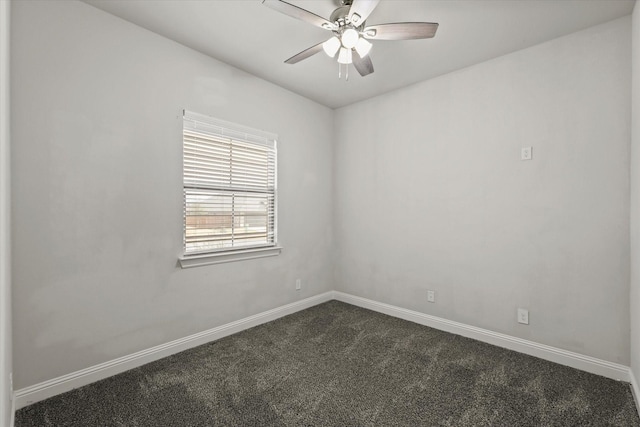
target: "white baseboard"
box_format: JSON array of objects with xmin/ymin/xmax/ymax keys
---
[
  {"xmin": 630, "ymin": 369, "xmax": 640, "ymax": 415},
  {"xmin": 14, "ymin": 291, "xmax": 333, "ymax": 410},
  {"xmin": 333, "ymin": 291, "xmax": 631, "ymax": 382},
  {"xmin": 14, "ymin": 290, "xmax": 633, "ymax": 412}
]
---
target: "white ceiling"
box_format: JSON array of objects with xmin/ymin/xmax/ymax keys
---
[{"xmin": 84, "ymin": 0, "xmax": 635, "ymax": 109}]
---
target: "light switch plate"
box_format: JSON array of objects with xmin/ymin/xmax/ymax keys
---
[
  {"xmin": 517, "ymin": 308, "xmax": 529, "ymax": 324},
  {"xmin": 521, "ymin": 147, "xmax": 532, "ymax": 160},
  {"xmin": 427, "ymin": 290, "xmax": 435, "ymax": 303}
]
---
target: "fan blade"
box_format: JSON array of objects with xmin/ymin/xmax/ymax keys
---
[
  {"xmin": 263, "ymin": 0, "xmax": 335, "ymax": 30},
  {"xmin": 284, "ymin": 41, "xmax": 325, "ymax": 64},
  {"xmin": 348, "ymin": 0, "xmax": 380, "ymax": 27},
  {"xmin": 353, "ymin": 52, "xmax": 374, "ymax": 77},
  {"xmin": 362, "ymin": 22, "xmax": 439, "ymax": 40}
]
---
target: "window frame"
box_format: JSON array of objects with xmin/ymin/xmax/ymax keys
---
[{"xmin": 179, "ymin": 110, "xmax": 281, "ymax": 268}]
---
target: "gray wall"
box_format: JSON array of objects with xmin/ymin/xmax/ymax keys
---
[
  {"xmin": 334, "ymin": 17, "xmax": 631, "ymax": 365},
  {"xmin": 631, "ymin": 1, "xmax": 640, "ymax": 380},
  {"xmin": 1, "ymin": 0, "xmax": 13, "ymax": 424},
  {"xmin": 10, "ymin": 0, "xmax": 334, "ymax": 390}
]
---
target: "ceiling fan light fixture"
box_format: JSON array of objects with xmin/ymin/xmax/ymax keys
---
[
  {"xmin": 341, "ymin": 28, "xmax": 359, "ymax": 49},
  {"xmin": 355, "ymin": 37, "xmax": 372, "ymax": 58},
  {"xmin": 322, "ymin": 36, "xmax": 341, "ymax": 57},
  {"xmin": 337, "ymin": 47, "xmax": 352, "ymax": 64},
  {"xmin": 263, "ymin": 0, "xmax": 439, "ymax": 79}
]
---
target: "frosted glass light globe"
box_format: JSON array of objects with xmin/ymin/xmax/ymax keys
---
[
  {"xmin": 322, "ymin": 36, "xmax": 341, "ymax": 57},
  {"xmin": 337, "ymin": 47, "xmax": 353, "ymax": 64},
  {"xmin": 355, "ymin": 38, "xmax": 372, "ymax": 58},
  {"xmin": 341, "ymin": 28, "xmax": 359, "ymax": 49}
]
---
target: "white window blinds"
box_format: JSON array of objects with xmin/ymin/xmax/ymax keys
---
[{"xmin": 183, "ymin": 110, "xmax": 277, "ymax": 255}]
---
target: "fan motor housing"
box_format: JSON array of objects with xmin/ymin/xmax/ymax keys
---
[
  {"xmin": 329, "ymin": 6, "xmax": 350, "ymax": 24},
  {"xmin": 330, "ymin": 4, "xmax": 364, "ymax": 30}
]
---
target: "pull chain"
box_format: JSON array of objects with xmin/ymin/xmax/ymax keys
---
[
  {"xmin": 338, "ymin": 62, "xmax": 349, "ymax": 81},
  {"xmin": 337, "ymin": 63, "xmax": 350, "ymax": 81}
]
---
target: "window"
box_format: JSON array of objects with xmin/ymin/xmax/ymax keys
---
[{"xmin": 182, "ymin": 110, "xmax": 277, "ymax": 261}]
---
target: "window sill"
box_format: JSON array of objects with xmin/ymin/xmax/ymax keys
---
[{"xmin": 179, "ymin": 246, "xmax": 282, "ymax": 269}]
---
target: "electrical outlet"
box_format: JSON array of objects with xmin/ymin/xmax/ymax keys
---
[
  {"xmin": 521, "ymin": 147, "xmax": 532, "ymax": 160},
  {"xmin": 427, "ymin": 290, "xmax": 435, "ymax": 303},
  {"xmin": 295, "ymin": 279, "xmax": 301, "ymax": 291},
  {"xmin": 517, "ymin": 308, "xmax": 529, "ymax": 325}
]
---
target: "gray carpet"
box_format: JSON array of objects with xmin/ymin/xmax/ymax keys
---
[{"xmin": 16, "ymin": 301, "xmax": 640, "ymax": 426}]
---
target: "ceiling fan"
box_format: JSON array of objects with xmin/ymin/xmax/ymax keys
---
[{"xmin": 262, "ymin": 0, "xmax": 439, "ymax": 78}]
